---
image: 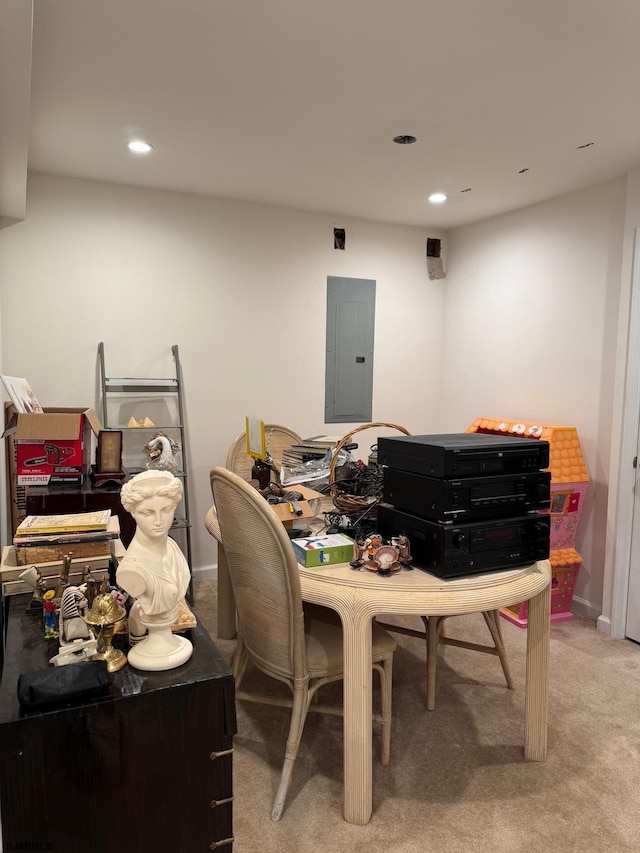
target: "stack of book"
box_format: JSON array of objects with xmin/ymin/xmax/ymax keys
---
[
  {"xmin": 281, "ymin": 435, "xmax": 340, "ymax": 467},
  {"xmin": 304, "ymin": 435, "xmax": 341, "ymax": 447},
  {"xmin": 13, "ymin": 510, "xmax": 120, "ymax": 566}
]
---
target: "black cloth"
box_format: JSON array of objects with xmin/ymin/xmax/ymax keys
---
[{"xmin": 17, "ymin": 660, "xmax": 112, "ymax": 711}]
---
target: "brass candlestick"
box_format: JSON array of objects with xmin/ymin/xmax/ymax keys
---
[
  {"xmin": 53, "ymin": 552, "xmax": 73, "ymax": 600},
  {"xmin": 81, "ymin": 565, "xmax": 100, "ymax": 608},
  {"xmin": 85, "ymin": 592, "xmax": 127, "ymax": 673}
]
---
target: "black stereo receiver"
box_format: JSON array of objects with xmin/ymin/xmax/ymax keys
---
[
  {"xmin": 377, "ymin": 433, "xmax": 549, "ymax": 478},
  {"xmin": 377, "ymin": 504, "xmax": 550, "ymax": 578},
  {"xmin": 383, "ymin": 468, "xmax": 551, "ymax": 523}
]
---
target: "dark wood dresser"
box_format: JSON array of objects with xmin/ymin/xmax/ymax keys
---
[
  {"xmin": 26, "ymin": 480, "xmax": 137, "ymax": 546},
  {"xmin": 0, "ymin": 594, "xmax": 236, "ymax": 852}
]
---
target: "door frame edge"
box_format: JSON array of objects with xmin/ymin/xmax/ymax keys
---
[{"xmin": 611, "ymin": 228, "xmax": 640, "ymax": 639}]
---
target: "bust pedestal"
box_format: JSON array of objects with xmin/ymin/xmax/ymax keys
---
[{"xmin": 127, "ymin": 612, "xmax": 193, "ymax": 671}]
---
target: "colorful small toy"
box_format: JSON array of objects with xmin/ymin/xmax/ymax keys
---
[
  {"xmin": 501, "ymin": 549, "xmax": 582, "ymax": 626},
  {"xmin": 43, "ymin": 589, "xmax": 59, "ymax": 639}
]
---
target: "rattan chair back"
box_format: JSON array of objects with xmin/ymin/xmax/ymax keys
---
[{"xmin": 210, "ymin": 466, "xmax": 305, "ymax": 682}]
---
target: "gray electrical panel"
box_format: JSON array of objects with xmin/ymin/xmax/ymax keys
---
[{"xmin": 325, "ymin": 276, "xmax": 375, "ymax": 423}]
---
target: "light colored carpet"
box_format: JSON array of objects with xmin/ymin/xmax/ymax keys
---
[{"xmin": 193, "ymin": 579, "xmax": 640, "ymax": 853}]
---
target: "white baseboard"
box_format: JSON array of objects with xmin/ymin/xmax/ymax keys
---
[
  {"xmin": 192, "ymin": 563, "xmax": 218, "ymax": 581},
  {"xmin": 570, "ymin": 593, "xmax": 601, "ymax": 623},
  {"xmin": 596, "ymin": 614, "xmax": 612, "ymax": 635}
]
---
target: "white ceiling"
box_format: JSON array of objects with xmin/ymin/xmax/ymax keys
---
[{"xmin": 3, "ymin": 0, "xmax": 640, "ymax": 229}]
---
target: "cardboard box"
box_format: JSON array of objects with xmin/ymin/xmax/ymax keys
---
[
  {"xmin": 269, "ymin": 485, "xmax": 324, "ymax": 528},
  {"xmin": 4, "ymin": 410, "xmax": 27, "ymax": 536},
  {"xmin": 4, "ymin": 407, "xmax": 102, "ymax": 485},
  {"xmin": 292, "ymin": 533, "xmax": 355, "ymax": 567}
]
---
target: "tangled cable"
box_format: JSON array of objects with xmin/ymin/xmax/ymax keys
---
[{"xmin": 330, "ymin": 453, "xmax": 385, "ymax": 530}]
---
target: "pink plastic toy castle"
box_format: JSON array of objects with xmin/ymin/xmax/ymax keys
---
[{"xmin": 467, "ymin": 417, "xmax": 589, "ymax": 626}]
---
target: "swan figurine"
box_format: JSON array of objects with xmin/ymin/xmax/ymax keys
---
[{"xmin": 144, "ymin": 432, "xmax": 180, "ymax": 474}]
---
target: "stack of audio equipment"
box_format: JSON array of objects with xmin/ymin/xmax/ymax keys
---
[{"xmin": 376, "ymin": 433, "xmax": 552, "ymax": 578}]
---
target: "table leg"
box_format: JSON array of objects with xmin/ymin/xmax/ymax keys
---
[
  {"xmin": 524, "ymin": 580, "xmax": 550, "ymax": 760},
  {"xmin": 216, "ymin": 542, "xmax": 237, "ymax": 640},
  {"xmin": 341, "ymin": 606, "xmax": 373, "ymax": 825}
]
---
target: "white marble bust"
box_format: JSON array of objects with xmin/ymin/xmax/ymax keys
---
[{"xmin": 116, "ymin": 469, "xmax": 192, "ymax": 671}]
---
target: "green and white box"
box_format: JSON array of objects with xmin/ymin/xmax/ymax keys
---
[{"xmin": 292, "ymin": 533, "xmax": 355, "ymax": 567}]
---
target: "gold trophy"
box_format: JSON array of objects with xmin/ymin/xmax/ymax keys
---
[{"xmin": 84, "ymin": 589, "xmax": 127, "ymax": 673}]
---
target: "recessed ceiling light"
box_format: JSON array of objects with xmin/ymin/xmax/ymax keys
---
[
  {"xmin": 393, "ymin": 134, "xmax": 417, "ymax": 145},
  {"xmin": 428, "ymin": 192, "xmax": 447, "ymax": 204},
  {"xmin": 127, "ymin": 140, "xmax": 154, "ymax": 154}
]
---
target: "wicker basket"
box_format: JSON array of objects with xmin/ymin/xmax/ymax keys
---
[{"xmin": 328, "ymin": 422, "xmax": 410, "ymax": 518}]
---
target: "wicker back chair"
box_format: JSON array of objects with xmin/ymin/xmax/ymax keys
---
[
  {"xmin": 210, "ymin": 466, "xmax": 396, "ymax": 821},
  {"xmin": 225, "ymin": 423, "xmax": 303, "ymax": 483}
]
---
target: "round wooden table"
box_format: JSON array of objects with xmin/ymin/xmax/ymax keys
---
[
  {"xmin": 297, "ymin": 558, "xmax": 551, "ymax": 825},
  {"xmin": 205, "ymin": 505, "xmax": 551, "ymax": 826}
]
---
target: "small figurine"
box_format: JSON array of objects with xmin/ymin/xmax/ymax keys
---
[
  {"xmin": 43, "ymin": 590, "xmax": 59, "ymax": 639},
  {"xmin": 144, "ymin": 432, "xmax": 180, "ymax": 473},
  {"xmin": 363, "ymin": 533, "xmax": 383, "ymax": 566},
  {"xmin": 59, "ymin": 585, "xmax": 90, "ymax": 645},
  {"xmin": 394, "ymin": 534, "xmax": 413, "ymax": 567},
  {"xmin": 80, "ymin": 565, "xmax": 100, "ymax": 608},
  {"xmin": 349, "ymin": 537, "xmax": 367, "ymax": 569}
]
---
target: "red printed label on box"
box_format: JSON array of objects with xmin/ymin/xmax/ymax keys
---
[{"xmin": 16, "ymin": 440, "xmax": 86, "ymax": 485}]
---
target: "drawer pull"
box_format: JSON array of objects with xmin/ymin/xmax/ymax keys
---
[
  {"xmin": 209, "ymin": 748, "xmax": 234, "ymax": 760},
  {"xmin": 210, "ymin": 838, "xmax": 234, "ymax": 849},
  {"xmin": 210, "ymin": 796, "xmax": 234, "ymax": 808}
]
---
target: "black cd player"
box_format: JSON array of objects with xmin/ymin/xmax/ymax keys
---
[
  {"xmin": 377, "ymin": 433, "xmax": 550, "ymax": 478},
  {"xmin": 382, "ymin": 468, "xmax": 551, "ymax": 523},
  {"xmin": 377, "ymin": 504, "xmax": 550, "ymax": 578}
]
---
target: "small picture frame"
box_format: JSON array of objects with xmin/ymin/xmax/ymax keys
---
[
  {"xmin": 95, "ymin": 430, "xmax": 124, "ymax": 477},
  {"xmin": 0, "ymin": 375, "xmax": 43, "ymax": 414},
  {"xmin": 245, "ymin": 416, "xmax": 266, "ymax": 460}
]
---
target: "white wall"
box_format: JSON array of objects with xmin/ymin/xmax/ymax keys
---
[
  {"xmin": 1, "ymin": 173, "xmax": 632, "ymax": 617},
  {"xmin": 0, "ymin": 174, "xmax": 445, "ymax": 570},
  {"xmin": 441, "ymin": 178, "xmax": 627, "ymax": 615}
]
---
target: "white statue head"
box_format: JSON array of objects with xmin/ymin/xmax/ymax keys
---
[{"xmin": 120, "ymin": 469, "xmax": 183, "ymax": 514}]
